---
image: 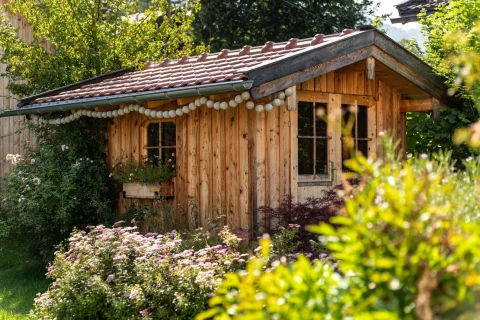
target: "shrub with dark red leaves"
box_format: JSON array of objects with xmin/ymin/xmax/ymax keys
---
[{"xmin": 258, "ymin": 183, "xmax": 353, "ymax": 253}]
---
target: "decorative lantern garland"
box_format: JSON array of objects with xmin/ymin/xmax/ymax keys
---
[{"xmin": 30, "ymin": 88, "xmax": 294, "ymax": 126}]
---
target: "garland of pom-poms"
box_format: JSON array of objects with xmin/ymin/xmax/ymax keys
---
[{"xmin": 29, "ymin": 89, "xmax": 294, "ymax": 125}]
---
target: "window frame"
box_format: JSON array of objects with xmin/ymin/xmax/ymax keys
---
[
  {"xmin": 141, "ymin": 119, "xmax": 177, "ymax": 164},
  {"xmin": 297, "ymin": 98, "xmax": 332, "ymax": 184},
  {"xmin": 340, "ymin": 103, "xmax": 370, "ymax": 169},
  {"xmin": 295, "ymin": 92, "xmax": 374, "ymax": 187}
]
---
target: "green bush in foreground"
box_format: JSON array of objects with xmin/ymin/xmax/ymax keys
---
[{"xmin": 199, "ymin": 141, "xmax": 480, "ymax": 320}]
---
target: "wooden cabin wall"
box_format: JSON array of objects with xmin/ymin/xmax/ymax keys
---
[
  {"xmin": 107, "ymin": 96, "xmax": 296, "ymax": 232},
  {"xmin": 0, "ymin": 4, "xmax": 33, "ymax": 185},
  {"xmin": 108, "ymin": 62, "xmax": 408, "ymax": 231}
]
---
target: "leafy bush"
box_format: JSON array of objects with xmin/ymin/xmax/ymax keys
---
[
  {"xmin": 259, "ymin": 187, "xmax": 349, "ymax": 255},
  {"xmin": 33, "ymin": 225, "xmax": 246, "ymax": 320},
  {"xmin": 0, "ymin": 119, "xmax": 115, "ymax": 262},
  {"xmin": 197, "ymin": 238, "xmax": 358, "ymax": 320},
  {"xmin": 200, "ymin": 139, "xmax": 480, "ymax": 319},
  {"xmin": 123, "ymin": 199, "xmax": 181, "ymax": 234}
]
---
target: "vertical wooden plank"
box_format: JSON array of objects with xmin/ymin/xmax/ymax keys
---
[
  {"xmin": 238, "ymin": 104, "xmax": 250, "ymax": 230},
  {"xmin": 329, "ymin": 94, "xmax": 342, "ymax": 184},
  {"xmin": 368, "ymin": 104, "xmax": 377, "ymax": 158},
  {"xmin": 367, "ymin": 57, "xmax": 376, "ymax": 80},
  {"xmin": 130, "ymin": 112, "xmax": 140, "ymax": 161},
  {"xmin": 399, "ymin": 112, "xmax": 406, "ymax": 158},
  {"xmin": 288, "ymin": 86, "xmax": 298, "ymax": 201},
  {"xmin": 212, "ymin": 109, "xmax": 226, "ymax": 216},
  {"xmin": 253, "ymin": 109, "xmax": 267, "ymax": 232},
  {"xmin": 301, "ymin": 78, "xmax": 315, "ymax": 91},
  {"xmin": 376, "ymin": 81, "xmax": 385, "ymax": 157},
  {"xmin": 176, "ymin": 113, "xmax": 188, "ymax": 226},
  {"xmin": 266, "ymin": 105, "xmax": 280, "ymax": 210},
  {"xmin": 356, "ymin": 71, "xmax": 365, "ymax": 95},
  {"xmin": 187, "ymin": 109, "xmax": 200, "ymax": 226},
  {"xmin": 199, "ymin": 105, "xmax": 211, "ymax": 227},
  {"xmin": 326, "ymin": 72, "xmax": 335, "ymax": 92},
  {"xmin": 279, "ymin": 104, "xmax": 290, "ymax": 202},
  {"xmin": 346, "ymin": 72, "xmax": 355, "ymax": 94},
  {"xmin": 225, "ymin": 107, "xmax": 239, "ymax": 229}
]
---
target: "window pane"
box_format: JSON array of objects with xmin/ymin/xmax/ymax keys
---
[
  {"xmin": 357, "ymin": 106, "xmax": 368, "ymax": 139},
  {"xmin": 341, "ymin": 104, "xmax": 354, "ymax": 137},
  {"xmin": 298, "ymin": 101, "xmax": 313, "ymax": 136},
  {"xmin": 148, "ymin": 148, "xmax": 160, "ymax": 166},
  {"xmin": 161, "ymin": 148, "xmax": 176, "ymax": 165},
  {"xmin": 298, "ymin": 138, "xmax": 314, "ymax": 175},
  {"xmin": 358, "ymin": 141, "xmax": 368, "ymax": 157},
  {"xmin": 316, "ymin": 139, "xmax": 328, "ymax": 175},
  {"xmin": 315, "ymin": 103, "xmax": 328, "ymax": 137},
  {"xmin": 161, "ymin": 122, "xmax": 176, "ymax": 147},
  {"xmin": 147, "ymin": 123, "xmax": 160, "ymax": 147}
]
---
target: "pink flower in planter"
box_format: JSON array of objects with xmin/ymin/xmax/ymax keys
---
[{"xmin": 140, "ymin": 309, "xmax": 149, "ymax": 317}]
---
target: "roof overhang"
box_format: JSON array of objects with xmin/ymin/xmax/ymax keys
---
[
  {"xmin": 243, "ymin": 29, "xmax": 459, "ymax": 109},
  {"xmin": 0, "ymin": 80, "xmax": 253, "ymax": 118}
]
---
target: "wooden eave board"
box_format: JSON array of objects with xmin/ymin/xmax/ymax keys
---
[{"xmin": 374, "ymin": 61, "xmax": 429, "ymax": 99}]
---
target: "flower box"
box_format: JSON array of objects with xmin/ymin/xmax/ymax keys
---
[{"xmin": 123, "ymin": 180, "xmax": 174, "ymax": 199}]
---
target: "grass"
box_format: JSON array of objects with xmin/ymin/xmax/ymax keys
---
[{"xmin": 0, "ymin": 242, "xmax": 50, "ymax": 319}]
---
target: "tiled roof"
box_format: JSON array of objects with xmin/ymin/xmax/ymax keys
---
[
  {"xmin": 395, "ymin": 0, "xmax": 447, "ymax": 16},
  {"xmin": 25, "ymin": 29, "xmax": 358, "ymax": 106}
]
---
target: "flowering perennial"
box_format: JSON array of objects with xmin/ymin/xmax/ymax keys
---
[{"xmin": 33, "ymin": 225, "xmax": 246, "ymax": 319}]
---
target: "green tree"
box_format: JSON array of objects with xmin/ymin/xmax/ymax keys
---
[
  {"xmin": 0, "ymin": 0, "xmax": 203, "ymax": 98},
  {"xmin": 192, "ymin": 0, "xmax": 382, "ymax": 52},
  {"xmin": 405, "ymin": 0, "xmax": 480, "ymax": 159},
  {"xmin": 0, "ymin": 0, "xmax": 203, "ymax": 262}
]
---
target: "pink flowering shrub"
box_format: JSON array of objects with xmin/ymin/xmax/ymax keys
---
[{"xmin": 33, "ymin": 225, "xmax": 246, "ymax": 319}]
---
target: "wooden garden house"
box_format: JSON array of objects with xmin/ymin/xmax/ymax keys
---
[{"xmin": 0, "ymin": 27, "xmax": 458, "ymax": 231}]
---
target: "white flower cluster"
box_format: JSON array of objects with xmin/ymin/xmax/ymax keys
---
[
  {"xmin": 5, "ymin": 154, "xmax": 23, "ymax": 165},
  {"xmin": 30, "ymin": 89, "xmax": 294, "ymax": 126}
]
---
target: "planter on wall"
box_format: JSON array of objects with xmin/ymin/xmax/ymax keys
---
[{"xmin": 123, "ymin": 180, "xmax": 174, "ymax": 199}]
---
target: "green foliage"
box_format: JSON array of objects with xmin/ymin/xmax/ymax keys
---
[
  {"xmin": 200, "ymin": 138, "xmax": 480, "ymax": 319},
  {"xmin": 271, "ymin": 225, "xmax": 299, "ymax": 258},
  {"xmin": 33, "ymin": 225, "xmax": 246, "ymax": 320},
  {"xmin": 406, "ymin": 109, "xmax": 480, "ymax": 161},
  {"xmin": 123, "ymin": 198, "xmax": 181, "ymax": 234},
  {"xmin": 404, "ymin": 0, "xmax": 480, "ymax": 159},
  {"xmin": 398, "ymin": 38, "xmax": 424, "ymax": 59},
  {"xmin": 192, "ymin": 0, "xmax": 382, "ymax": 52},
  {"xmin": 111, "ymin": 154, "xmax": 176, "ymax": 185},
  {"xmin": 197, "ymin": 239, "xmax": 357, "ymax": 320},
  {"xmin": 0, "ymin": 119, "xmax": 115, "ymax": 262},
  {"xmin": 0, "ymin": 0, "xmax": 203, "ymax": 98},
  {"xmin": 419, "ymin": 0, "xmax": 480, "ymax": 94}
]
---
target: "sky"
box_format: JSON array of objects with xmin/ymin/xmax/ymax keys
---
[{"xmin": 376, "ymin": 0, "xmax": 424, "ymax": 46}]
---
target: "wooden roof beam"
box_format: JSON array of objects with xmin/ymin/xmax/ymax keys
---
[{"xmin": 400, "ymin": 98, "xmax": 441, "ymax": 119}]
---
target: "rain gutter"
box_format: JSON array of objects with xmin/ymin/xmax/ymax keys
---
[{"xmin": 0, "ymin": 80, "xmax": 254, "ymax": 118}]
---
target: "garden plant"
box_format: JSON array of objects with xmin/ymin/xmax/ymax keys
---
[
  {"xmin": 33, "ymin": 224, "xmax": 247, "ymax": 319},
  {"xmin": 199, "ymin": 138, "xmax": 480, "ymax": 320}
]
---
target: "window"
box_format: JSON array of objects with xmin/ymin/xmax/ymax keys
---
[
  {"xmin": 145, "ymin": 122, "xmax": 176, "ymax": 165},
  {"xmin": 298, "ymin": 101, "xmax": 329, "ymax": 179},
  {"xmin": 341, "ymin": 104, "xmax": 368, "ymax": 169}
]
